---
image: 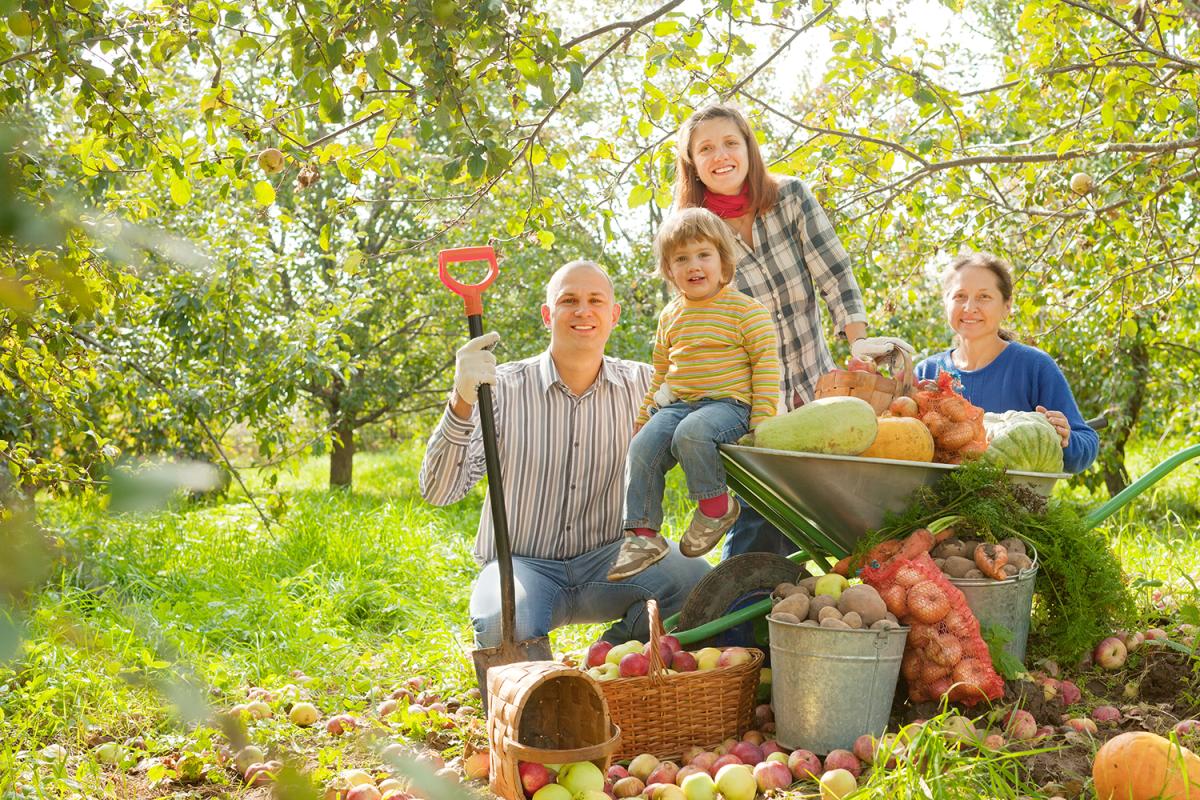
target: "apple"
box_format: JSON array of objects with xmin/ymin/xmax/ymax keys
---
[
  {"xmin": 244, "ymin": 762, "xmax": 273, "ymax": 785},
  {"xmin": 729, "ymin": 741, "xmax": 763, "ymax": 765},
  {"xmin": 675, "ymin": 766, "xmax": 703, "ymax": 785},
  {"xmin": 519, "ymin": 762, "xmax": 553, "ymax": 795},
  {"xmin": 851, "ymin": 734, "xmax": 876, "ymax": 765},
  {"xmin": 1065, "ymin": 717, "xmax": 1098, "ymax": 734},
  {"xmin": 690, "ymin": 752, "xmax": 717, "ymax": 772},
  {"xmin": 288, "ymin": 701, "xmax": 319, "ymax": 726},
  {"xmin": 93, "ymin": 741, "xmax": 122, "ymax": 765},
  {"xmin": 612, "ymin": 777, "xmax": 644, "ymax": 798},
  {"xmin": 1092, "ymin": 705, "xmax": 1122, "ymax": 724},
  {"xmin": 1059, "ymin": 680, "xmax": 1082, "ymax": 705},
  {"xmin": 628, "ymin": 754, "xmax": 660, "ymax": 782},
  {"xmin": 347, "ymin": 786, "xmax": 383, "ymax": 800},
  {"xmin": 1174, "ymin": 719, "xmax": 1200, "ymax": 736},
  {"xmin": 814, "ymin": 573, "xmax": 850, "ymax": 600},
  {"xmin": 1144, "ymin": 627, "xmax": 1168, "ymax": 641},
  {"xmin": 680, "ymin": 770, "xmax": 716, "ymax": 800},
  {"xmin": 715, "ymin": 764, "xmax": 757, "ymax": 800},
  {"xmin": 620, "ymin": 653, "xmax": 650, "ymax": 678},
  {"xmin": 741, "ymin": 730, "xmax": 765, "ymax": 746},
  {"xmin": 532, "ymin": 785, "xmax": 573, "ymax": 800},
  {"xmin": 754, "ymin": 704, "xmax": 774, "ymax": 729},
  {"xmin": 463, "ymin": 750, "xmax": 490, "ymax": 781},
  {"xmin": 983, "ymin": 733, "xmax": 1006, "ymax": 750},
  {"xmin": 765, "ymin": 752, "xmax": 788, "ymax": 767},
  {"xmin": 587, "ymin": 641, "xmax": 614, "ymax": 668},
  {"xmin": 715, "ymin": 738, "xmax": 738, "ymax": 756},
  {"xmin": 1069, "ymin": 172, "xmax": 1094, "ymax": 195},
  {"xmin": 709, "ymin": 755, "xmax": 742, "ymax": 777},
  {"xmin": 694, "ymin": 648, "xmax": 722, "ymax": 671},
  {"xmin": 234, "ymin": 745, "xmax": 265, "ymax": 773},
  {"xmin": 606, "ymin": 642, "xmax": 641, "ymax": 666},
  {"xmin": 258, "ymin": 148, "xmax": 286, "ymax": 175},
  {"xmin": 608, "ymin": 765, "xmax": 630, "ymax": 782},
  {"xmin": 818, "ymin": 769, "xmax": 857, "ymax": 800},
  {"xmin": 326, "ymin": 714, "xmax": 358, "ymax": 736},
  {"xmin": 717, "ymin": 647, "xmax": 752, "ymax": 669},
  {"xmin": 670, "ymin": 651, "xmax": 698, "ymax": 672},
  {"xmin": 759, "ymin": 740, "xmax": 785, "ymax": 757},
  {"xmin": 787, "ymin": 749, "xmax": 821, "ymax": 781},
  {"xmin": 654, "ymin": 785, "xmax": 686, "ymax": 800},
  {"xmin": 645, "ymin": 761, "xmax": 679, "ymax": 787},
  {"xmin": 1094, "ymin": 636, "xmax": 1128, "ymax": 670},
  {"xmin": 753, "ymin": 761, "xmax": 791, "ymax": 792},
  {"xmin": 377, "ymin": 699, "xmax": 399, "ymax": 717},
  {"xmin": 587, "ymin": 663, "xmax": 621, "ymax": 682},
  {"xmin": 335, "ymin": 768, "xmax": 375, "ymax": 788},
  {"xmin": 576, "ymin": 789, "xmax": 611, "ymax": 800},
  {"xmin": 821, "ymin": 750, "xmax": 860, "ymax": 779},
  {"xmin": 1004, "ymin": 709, "xmax": 1037, "ymax": 741},
  {"xmin": 246, "ymin": 700, "xmax": 273, "ymax": 719}
]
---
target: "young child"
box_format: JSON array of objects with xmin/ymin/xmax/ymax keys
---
[{"xmin": 608, "ymin": 208, "xmax": 781, "ymax": 581}]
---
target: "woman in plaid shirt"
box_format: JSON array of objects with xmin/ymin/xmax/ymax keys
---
[{"xmin": 672, "ymin": 103, "xmax": 912, "ymax": 559}]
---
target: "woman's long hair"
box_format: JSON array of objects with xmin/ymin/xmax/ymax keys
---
[
  {"xmin": 674, "ymin": 104, "xmax": 778, "ymax": 216},
  {"xmin": 942, "ymin": 251, "xmax": 1017, "ymax": 343}
]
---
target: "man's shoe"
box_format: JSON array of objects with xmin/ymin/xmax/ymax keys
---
[
  {"xmin": 607, "ymin": 534, "xmax": 670, "ymax": 581},
  {"xmin": 679, "ymin": 501, "xmax": 741, "ymax": 557}
]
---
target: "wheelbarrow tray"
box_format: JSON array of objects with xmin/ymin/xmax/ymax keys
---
[{"xmin": 720, "ymin": 444, "xmax": 1067, "ymax": 560}]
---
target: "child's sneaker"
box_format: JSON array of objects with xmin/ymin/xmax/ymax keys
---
[
  {"xmin": 607, "ymin": 533, "xmax": 670, "ymax": 581},
  {"xmin": 679, "ymin": 501, "xmax": 741, "ymax": 557}
]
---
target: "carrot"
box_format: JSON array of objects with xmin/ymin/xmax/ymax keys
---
[{"xmin": 973, "ymin": 543, "xmax": 1009, "ymax": 580}]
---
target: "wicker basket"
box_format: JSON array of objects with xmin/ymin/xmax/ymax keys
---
[
  {"xmin": 599, "ymin": 600, "xmax": 763, "ymax": 761},
  {"xmin": 487, "ymin": 661, "xmax": 621, "ymax": 800},
  {"xmin": 814, "ymin": 346, "xmax": 914, "ymax": 415}
]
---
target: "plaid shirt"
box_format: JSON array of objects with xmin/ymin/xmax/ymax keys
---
[{"xmin": 729, "ymin": 176, "xmax": 867, "ymax": 406}]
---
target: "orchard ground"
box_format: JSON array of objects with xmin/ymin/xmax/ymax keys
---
[{"xmin": 2, "ymin": 438, "xmax": 1199, "ymax": 798}]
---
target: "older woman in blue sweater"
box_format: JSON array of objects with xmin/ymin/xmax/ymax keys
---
[{"xmin": 914, "ymin": 252, "xmax": 1098, "ymax": 474}]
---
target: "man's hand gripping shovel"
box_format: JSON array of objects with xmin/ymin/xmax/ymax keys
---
[{"xmin": 439, "ymin": 247, "xmax": 553, "ymax": 713}]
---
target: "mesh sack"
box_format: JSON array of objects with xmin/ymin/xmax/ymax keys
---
[{"xmin": 862, "ymin": 551, "xmax": 1004, "ymax": 706}]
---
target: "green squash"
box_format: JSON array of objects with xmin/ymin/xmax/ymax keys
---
[{"xmin": 982, "ymin": 411, "xmax": 1064, "ymax": 473}]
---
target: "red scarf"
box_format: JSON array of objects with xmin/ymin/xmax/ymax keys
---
[{"xmin": 702, "ymin": 184, "xmax": 751, "ymax": 219}]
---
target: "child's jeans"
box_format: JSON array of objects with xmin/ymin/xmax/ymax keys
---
[{"xmin": 623, "ymin": 398, "xmax": 751, "ymax": 531}]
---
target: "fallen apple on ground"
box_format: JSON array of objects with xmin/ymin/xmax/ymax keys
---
[
  {"xmin": 818, "ymin": 768, "xmax": 857, "ymax": 800},
  {"xmin": 1093, "ymin": 636, "xmax": 1128, "ymax": 670},
  {"xmin": 288, "ymin": 702, "xmax": 319, "ymax": 726}
]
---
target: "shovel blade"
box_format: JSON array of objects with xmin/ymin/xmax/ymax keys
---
[{"xmin": 472, "ymin": 636, "xmax": 553, "ymax": 713}]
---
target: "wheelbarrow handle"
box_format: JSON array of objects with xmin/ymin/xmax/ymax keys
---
[{"xmin": 439, "ymin": 246, "xmax": 499, "ymax": 318}]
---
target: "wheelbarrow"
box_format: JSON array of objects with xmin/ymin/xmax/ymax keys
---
[{"xmin": 664, "ymin": 441, "xmax": 1200, "ymax": 647}]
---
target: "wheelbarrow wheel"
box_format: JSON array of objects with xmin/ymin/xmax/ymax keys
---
[{"xmin": 677, "ymin": 553, "xmax": 808, "ymax": 651}]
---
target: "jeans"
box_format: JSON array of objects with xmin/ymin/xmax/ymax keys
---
[
  {"xmin": 469, "ymin": 537, "xmax": 711, "ymax": 647},
  {"xmin": 720, "ymin": 499, "xmax": 797, "ymax": 559},
  {"xmin": 623, "ymin": 399, "xmax": 751, "ymax": 531}
]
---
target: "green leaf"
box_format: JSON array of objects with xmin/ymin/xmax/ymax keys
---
[
  {"xmin": 253, "ymin": 181, "xmax": 275, "ymax": 207},
  {"xmin": 628, "ymin": 184, "xmax": 652, "ymax": 208},
  {"xmin": 536, "ymin": 230, "xmax": 555, "ymax": 249},
  {"xmin": 169, "ymin": 174, "xmax": 192, "ymax": 206}
]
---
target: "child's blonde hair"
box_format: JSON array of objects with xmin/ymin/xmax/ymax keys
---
[{"xmin": 654, "ymin": 207, "xmax": 737, "ymax": 289}]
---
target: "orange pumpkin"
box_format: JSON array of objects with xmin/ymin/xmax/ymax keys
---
[{"xmin": 1092, "ymin": 731, "xmax": 1200, "ymax": 800}]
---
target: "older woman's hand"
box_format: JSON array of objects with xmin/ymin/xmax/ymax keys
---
[{"xmin": 1036, "ymin": 405, "xmax": 1070, "ymax": 448}]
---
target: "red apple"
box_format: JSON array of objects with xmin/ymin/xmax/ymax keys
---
[
  {"xmin": 1093, "ymin": 637, "xmax": 1128, "ymax": 670},
  {"xmin": 730, "ymin": 742, "xmax": 763, "ymax": 766},
  {"xmin": 660, "ymin": 635, "xmax": 683, "ymax": 658},
  {"xmin": 851, "ymin": 735, "xmax": 876, "ymax": 765},
  {"xmin": 326, "ymin": 714, "xmax": 358, "ymax": 736},
  {"xmin": 607, "ymin": 765, "xmax": 630, "ymax": 782},
  {"xmin": 847, "ymin": 357, "xmax": 876, "ymax": 373},
  {"xmin": 1174, "ymin": 719, "xmax": 1200, "ymax": 736},
  {"xmin": 674, "ymin": 765, "xmax": 703, "ymax": 786},
  {"xmin": 1004, "ymin": 709, "xmax": 1037, "ymax": 740},
  {"xmin": 1059, "ymin": 680, "xmax": 1082, "ymax": 705},
  {"xmin": 1144, "ymin": 627, "xmax": 1169, "ymax": 641},
  {"xmin": 680, "ymin": 746, "xmax": 703, "ymax": 765},
  {"xmin": 753, "ymin": 704, "xmax": 774, "ymax": 729},
  {"xmin": 646, "ymin": 761, "xmax": 679, "ymax": 787},
  {"xmin": 670, "ymin": 651, "xmax": 698, "ymax": 672},
  {"xmin": 1091, "ymin": 705, "xmax": 1121, "ymax": 724},
  {"xmin": 709, "ymin": 755, "xmax": 742, "ymax": 777},
  {"xmin": 690, "ymin": 752, "xmax": 718, "ymax": 773},
  {"xmin": 587, "ymin": 641, "xmax": 615, "ymax": 668},
  {"xmin": 347, "ymin": 786, "xmax": 382, "ymax": 800},
  {"xmin": 619, "ymin": 653, "xmax": 651, "ymax": 678},
  {"xmin": 821, "ymin": 750, "xmax": 860, "ymax": 779},
  {"xmin": 518, "ymin": 762, "xmax": 552, "ymax": 794},
  {"xmin": 752, "ymin": 760, "xmax": 791, "ymax": 792},
  {"xmin": 1065, "ymin": 718, "xmax": 1098, "ymax": 735},
  {"xmin": 759, "ymin": 740, "xmax": 785, "ymax": 757},
  {"xmin": 741, "ymin": 730, "xmax": 765, "ymax": 746},
  {"xmin": 786, "ymin": 750, "xmax": 821, "ymax": 781},
  {"xmin": 717, "ymin": 647, "xmax": 752, "ymax": 669}
]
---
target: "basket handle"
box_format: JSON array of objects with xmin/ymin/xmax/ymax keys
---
[
  {"xmin": 503, "ymin": 724, "xmax": 622, "ymax": 763},
  {"xmin": 645, "ymin": 599, "xmax": 671, "ymax": 684},
  {"xmin": 894, "ymin": 345, "xmax": 914, "ymax": 398}
]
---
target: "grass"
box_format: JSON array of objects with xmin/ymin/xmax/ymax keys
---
[{"xmin": 0, "ymin": 436, "xmax": 1197, "ymax": 798}]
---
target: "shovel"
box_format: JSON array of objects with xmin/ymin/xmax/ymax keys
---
[{"xmin": 439, "ymin": 246, "xmax": 553, "ymax": 711}]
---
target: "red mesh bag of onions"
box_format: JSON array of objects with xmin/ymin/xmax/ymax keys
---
[{"xmin": 860, "ymin": 529, "xmax": 1004, "ymax": 706}]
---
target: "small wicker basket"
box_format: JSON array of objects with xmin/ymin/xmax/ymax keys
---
[
  {"xmin": 487, "ymin": 661, "xmax": 621, "ymax": 800},
  {"xmin": 814, "ymin": 347, "xmax": 914, "ymax": 414},
  {"xmin": 599, "ymin": 600, "xmax": 763, "ymax": 761}
]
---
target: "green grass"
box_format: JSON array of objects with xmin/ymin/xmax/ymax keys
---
[{"xmin": 0, "ymin": 437, "xmax": 1197, "ymax": 798}]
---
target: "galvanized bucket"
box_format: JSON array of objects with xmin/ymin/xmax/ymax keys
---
[
  {"xmin": 947, "ymin": 550, "xmax": 1038, "ymax": 666},
  {"xmin": 768, "ymin": 619, "xmax": 908, "ymax": 754}
]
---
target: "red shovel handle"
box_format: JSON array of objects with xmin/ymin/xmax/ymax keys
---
[{"xmin": 438, "ymin": 246, "xmax": 499, "ymax": 317}]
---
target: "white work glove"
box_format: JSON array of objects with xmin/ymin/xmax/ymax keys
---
[
  {"xmin": 653, "ymin": 382, "xmax": 676, "ymax": 408},
  {"xmin": 851, "ymin": 336, "xmax": 915, "ymax": 372},
  {"xmin": 453, "ymin": 331, "xmax": 499, "ymax": 406}
]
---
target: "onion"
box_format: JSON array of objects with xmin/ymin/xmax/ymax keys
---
[
  {"xmin": 906, "ymin": 582, "xmax": 951, "ymax": 624},
  {"xmin": 893, "ymin": 564, "xmax": 925, "ymax": 588},
  {"xmin": 901, "ymin": 650, "xmax": 922, "ymax": 681},
  {"xmin": 878, "ymin": 583, "xmax": 909, "ymax": 616},
  {"xmin": 919, "ymin": 658, "xmax": 951, "ymax": 683},
  {"xmin": 924, "ymin": 634, "xmax": 963, "ymax": 668}
]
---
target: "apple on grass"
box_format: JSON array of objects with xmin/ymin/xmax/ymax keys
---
[
  {"xmin": 288, "ymin": 701, "xmax": 319, "ymax": 726},
  {"xmin": 346, "ymin": 785, "xmax": 383, "ymax": 800},
  {"xmin": 786, "ymin": 750, "xmax": 821, "ymax": 782},
  {"xmin": 1093, "ymin": 636, "xmax": 1128, "ymax": 670},
  {"xmin": 818, "ymin": 769, "xmax": 857, "ymax": 800}
]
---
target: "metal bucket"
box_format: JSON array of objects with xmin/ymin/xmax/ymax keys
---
[
  {"xmin": 948, "ymin": 557, "xmax": 1038, "ymax": 666},
  {"xmin": 768, "ymin": 619, "xmax": 908, "ymax": 754}
]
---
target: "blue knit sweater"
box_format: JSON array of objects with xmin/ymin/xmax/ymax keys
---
[{"xmin": 914, "ymin": 342, "xmax": 1099, "ymax": 474}]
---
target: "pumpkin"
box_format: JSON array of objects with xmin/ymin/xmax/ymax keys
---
[
  {"xmin": 859, "ymin": 417, "xmax": 935, "ymax": 462},
  {"xmin": 982, "ymin": 410, "xmax": 1064, "ymax": 473},
  {"xmin": 1092, "ymin": 731, "xmax": 1200, "ymax": 800}
]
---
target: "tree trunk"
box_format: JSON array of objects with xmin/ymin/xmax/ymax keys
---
[
  {"xmin": 330, "ymin": 414, "xmax": 355, "ymax": 489},
  {"xmin": 1100, "ymin": 334, "xmax": 1149, "ymax": 497}
]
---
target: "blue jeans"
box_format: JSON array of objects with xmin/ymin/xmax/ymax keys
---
[
  {"xmin": 469, "ymin": 538, "xmax": 710, "ymax": 647},
  {"xmin": 623, "ymin": 399, "xmax": 751, "ymax": 531},
  {"xmin": 720, "ymin": 500, "xmax": 797, "ymax": 559}
]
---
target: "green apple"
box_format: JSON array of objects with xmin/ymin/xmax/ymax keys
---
[
  {"xmin": 714, "ymin": 764, "xmax": 756, "ymax": 800},
  {"xmin": 680, "ymin": 771, "xmax": 716, "ymax": 800},
  {"xmin": 557, "ymin": 761, "xmax": 605, "ymax": 795},
  {"xmin": 533, "ymin": 785, "xmax": 572, "ymax": 800},
  {"xmin": 814, "ymin": 574, "xmax": 850, "ymax": 600},
  {"xmin": 605, "ymin": 642, "xmax": 640, "ymax": 666},
  {"xmin": 577, "ymin": 791, "xmax": 610, "ymax": 800},
  {"xmin": 694, "ymin": 647, "xmax": 722, "ymax": 671}
]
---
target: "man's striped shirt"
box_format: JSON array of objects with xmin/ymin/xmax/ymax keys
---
[
  {"xmin": 419, "ymin": 351, "xmax": 651, "ymax": 565},
  {"xmin": 639, "ymin": 285, "xmax": 781, "ymax": 428}
]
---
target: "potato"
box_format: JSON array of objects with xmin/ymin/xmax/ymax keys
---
[
  {"xmin": 773, "ymin": 593, "xmax": 810, "ymax": 621},
  {"xmin": 820, "ymin": 617, "xmax": 852, "ymax": 630},
  {"xmin": 797, "ymin": 576, "xmax": 819, "ymax": 594},
  {"xmin": 837, "ymin": 584, "xmax": 888, "ymax": 626},
  {"xmin": 807, "ymin": 595, "xmax": 836, "ymax": 620},
  {"xmin": 1008, "ymin": 553, "xmax": 1033, "ymax": 571},
  {"xmin": 998, "ymin": 537, "xmax": 1026, "ymax": 556},
  {"xmin": 943, "ymin": 556, "xmax": 976, "ymax": 579},
  {"xmin": 842, "ymin": 611, "xmax": 863, "ymax": 629},
  {"xmin": 1002, "ymin": 564, "xmax": 1019, "ymax": 577},
  {"xmin": 964, "ymin": 569, "xmax": 984, "ymax": 579},
  {"xmin": 770, "ymin": 612, "xmax": 801, "ymax": 624},
  {"xmin": 870, "ymin": 619, "xmax": 896, "ymax": 630},
  {"xmin": 933, "ymin": 537, "xmax": 968, "ymax": 559},
  {"xmin": 771, "ymin": 582, "xmax": 797, "ymax": 600},
  {"xmin": 885, "ymin": 612, "xmax": 899, "ymax": 624},
  {"xmin": 933, "ymin": 558, "xmax": 946, "ymax": 569},
  {"xmin": 800, "ymin": 619, "xmax": 819, "ymax": 627},
  {"xmin": 818, "ymin": 605, "xmax": 844, "ymax": 623}
]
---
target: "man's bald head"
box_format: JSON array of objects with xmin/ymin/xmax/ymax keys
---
[{"xmin": 545, "ymin": 260, "xmax": 615, "ymax": 306}]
